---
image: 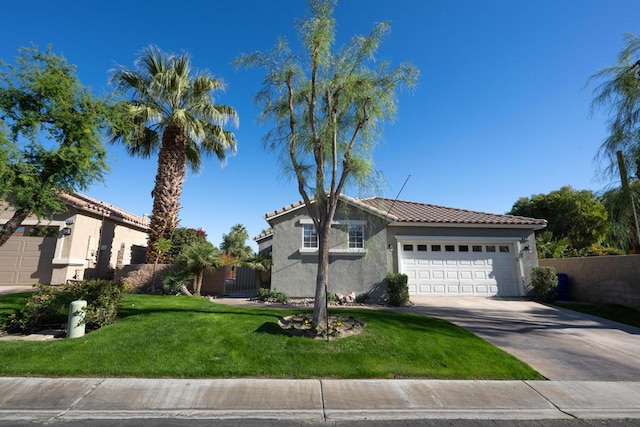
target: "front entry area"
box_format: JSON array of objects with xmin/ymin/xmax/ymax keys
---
[{"xmin": 399, "ymin": 241, "xmax": 519, "ymax": 297}]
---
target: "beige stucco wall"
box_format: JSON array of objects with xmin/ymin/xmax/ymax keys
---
[
  {"xmin": 1, "ymin": 202, "xmax": 148, "ymax": 285},
  {"xmin": 539, "ymin": 255, "xmax": 640, "ymax": 308}
]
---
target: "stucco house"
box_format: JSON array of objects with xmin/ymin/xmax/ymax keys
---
[
  {"xmin": 0, "ymin": 192, "xmax": 149, "ymax": 287},
  {"xmin": 255, "ymin": 194, "xmax": 547, "ymax": 298}
]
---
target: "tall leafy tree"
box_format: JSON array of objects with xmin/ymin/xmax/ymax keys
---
[
  {"xmin": 236, "ymin": 0, "xmax": 418, "ymax": 328},
  {"xmin": 110, "ymin": 46, "xmax": 238, "ymax": 263},
  {"xmin": 220, "ymin": 224, "xmax": 253, "ymax": 260},
  {"xmin": 509, "ymin": 186, "xmax": 609, "ymax": 253},
  {"xmin": 0, "ymin": 46, "xmax": 110, "ymax": 246}
]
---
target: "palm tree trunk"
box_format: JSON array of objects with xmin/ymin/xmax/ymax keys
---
[
  {"xmin": 146, "ymin": 126, "xmax": 188, "ymax": 263},
  {"xmin": 0, "ymin": 206, "xmax": 33, "ymax": 247}
]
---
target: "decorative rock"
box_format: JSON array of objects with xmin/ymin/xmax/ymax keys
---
[{"xmin": 346, "ymin": 292, "xmax": 356, "ymax": 303}]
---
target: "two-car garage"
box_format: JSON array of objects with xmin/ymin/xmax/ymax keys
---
[{"xmin": 398, "ymin": 240, "xmax": 521, "ymax": 297}]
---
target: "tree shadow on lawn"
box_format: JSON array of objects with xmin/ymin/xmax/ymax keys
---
[{"xmin": 116, "ymin": 304, "xmax": 293, "ymax": 322}]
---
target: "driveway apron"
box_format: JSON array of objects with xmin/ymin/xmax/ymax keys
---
[{"xmin": 404, "ymin": 297, "xmax": 640, "ymax": 380}]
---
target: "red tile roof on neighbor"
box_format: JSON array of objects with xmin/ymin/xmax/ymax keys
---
[
  {"xmin": 60, "ymin": 192, "xmax": 149, "ymax": 228},
  {"xmin": 264, "ymin": 194, "xmax": 547, "ymax": 228}
]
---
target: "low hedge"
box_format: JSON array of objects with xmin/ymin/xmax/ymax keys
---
[{"xmin": 5, "ymin": 280, "xmax": 127, "ymax": 333}]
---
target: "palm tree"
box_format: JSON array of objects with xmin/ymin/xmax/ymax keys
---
[
  {"xmin": 220, "ymin": 224, "xmax": 254, "ymax": 261},
  {"xmin": 179, "ymin": 241, "xmax": 222, "ymax": 296},
  {"xmin": 110, "ymin": 46, "xmax": 238, "ymax": 263}
]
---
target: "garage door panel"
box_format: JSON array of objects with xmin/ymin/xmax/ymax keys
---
[
  {"xmin": 0, "ymin": 255, "xmax": 20, "ymax": 268},
  {"xmin": 401, "ymin": 241, "xmax": 519, "ymax": 297},
  {"xmin": 0, "ymin": 237, "xmax": 55, "ymax": 286}
]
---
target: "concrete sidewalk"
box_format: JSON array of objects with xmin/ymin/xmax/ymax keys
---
[{"xmin": 1, "ymin": 377, "xmax": 639, "ymax": 422}]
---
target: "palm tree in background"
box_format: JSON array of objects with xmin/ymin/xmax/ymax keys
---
[
  {"xmin": 179, "ymin": 241, "xmax": 222, "ymax": 296},
  {"xmin": 110, "ymin": 45, "xmax": 238, "ymax": 262}
]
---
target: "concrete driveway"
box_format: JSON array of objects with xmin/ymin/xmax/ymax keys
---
[{"xmin": 405, "ymin": 297, "xmax": 640, "ymax": 381}]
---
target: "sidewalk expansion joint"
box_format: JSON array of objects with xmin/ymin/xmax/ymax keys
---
[
  {"xmin": 524, "ymin": 380, "xmax": 576, "ymax": 419},
  {"xmin": 319, "ymin": 379, "xmax": 327, "ymax": 421},
  {"xmin": 47, "ymin": 378, "xmax": 106, "ymax": 424}
]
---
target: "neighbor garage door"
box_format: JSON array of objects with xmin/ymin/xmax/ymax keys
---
[
  {"xmin": 399, "ymin": 242, "xmax": 519, "ymax": 297},
  {"xmin": 0, "ymin": 237, "xmax": 56, "ymax": 286}
]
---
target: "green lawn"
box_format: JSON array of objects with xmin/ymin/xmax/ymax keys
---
[
  {"xmin": 0, "ymin": 293, "xmax": 542, "ymax": 379},
  {"xmin": 555, "ymin": 302, "xmax": 640, "ymax": 328}
]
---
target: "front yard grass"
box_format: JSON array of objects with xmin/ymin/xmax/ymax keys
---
[
  {"xmin": 0, "ymin": 293, "xmax": 542, "ymax": 379},
  {"xmin": 555, "ymin": 302, "xmax": 640, "ymax": 328}
]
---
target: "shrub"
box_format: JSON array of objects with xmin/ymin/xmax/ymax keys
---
[
  {"xmin": 386, "ymin": 273, "xmax": 409, "ymax": 306},
  {"xmin": 6, "ymin": 280, "xmax": 127, "ymax": 333},
  {"xmin": 162, "ymin": 269, "xmax": 194, "ymax": 294},
  {"xmin": 256, "ymin": 288, "xmax": 289, "ymax": 304},
  {"xmin": 531, "ymin": 266, "xmax": 558, "ymax": 303}
]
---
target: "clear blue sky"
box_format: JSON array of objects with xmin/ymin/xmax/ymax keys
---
[{"xmin": 2, "ymin": 0, "xmax": 638, "ymax": 250}]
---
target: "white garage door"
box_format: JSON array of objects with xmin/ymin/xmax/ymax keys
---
[{"xmin": 399, "ymin": 242, "xmax": 519, "ymax": 297}]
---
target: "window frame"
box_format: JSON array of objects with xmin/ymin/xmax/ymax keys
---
[
  {"xmin": 302, "ymin": 224, "xmax": 318, "ymax": 249},
  {"xmin": 348, "ymin": 224, "xmax": 364, "ymax": 249}
]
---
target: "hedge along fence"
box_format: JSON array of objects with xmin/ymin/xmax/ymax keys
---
[{"xmin": 539, "ymin": 255, "xmax": 640, "ymax": 308}]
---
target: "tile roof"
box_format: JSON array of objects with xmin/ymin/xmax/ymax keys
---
[
  {"xmin": 357, "ymin": 197, "xmax": 547, "ymax": 227},
  {"xmin": 264, "ymin": 194, "xmax": 546, "ymax": 228},
  {"xmin": 60, "ymin": 192, "xmax": 150, "ymax": 228}
]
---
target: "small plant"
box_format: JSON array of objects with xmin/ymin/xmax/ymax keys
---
[
  {"xmin": 386, "ymin": 273, "xmax": 409, "ymax": 306},
  {"xmin": 326, "ymin": 291, "xmax": 336, "ymax": 304},
  {"xmin": 162, "ymin": 269, "xmax": 194, "ymax": 295},
  {"xmin": 256, "ymin": 288, "xmax": 289, "ymax": 304},
  {"xmin": 531, "ymin": 266, "xmax": 558, "ymax": 303}
]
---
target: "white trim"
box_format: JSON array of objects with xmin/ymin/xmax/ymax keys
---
[
  {"xmin": 51, "ymin": 258, "xmax": 86, "ymax": 266},
  {"xmin": 0, "ymin": 219, "xmax": 66, "ymax": 228},
  {"xmin": 299, "ymin": 248, "xmax": 367, "ymax": 256}
]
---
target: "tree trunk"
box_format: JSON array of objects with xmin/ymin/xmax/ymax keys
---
[
  {"xmin": 0, "ymin": 206, "xmax": 33, "ymax": 247},
  {"xmin": 312, "ymin": 222, "xmax": 331, "ymax": 330},
  {"xmin": 146, "ymin": 126, "xmax": 188, "ymax": 263}
]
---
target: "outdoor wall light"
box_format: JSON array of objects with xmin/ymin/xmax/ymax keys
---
[
  {"xmin": 387, "ymin": 244, "xmax": 394, "ymax": 252},
  {"xmin": 62, "ymin": 227, "xmax": 72, "ymax": 236}
]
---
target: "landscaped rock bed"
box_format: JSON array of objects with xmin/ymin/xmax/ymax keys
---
[{"xmin": 278, "ymin": 313, "xmax": 366, "ymax": 340}]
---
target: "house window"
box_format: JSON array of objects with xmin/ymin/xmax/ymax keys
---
[
  {"xmin": 486, "ymin": 245, "xmax": 496, "ymax": 252},
  {"xmin": 472, "ymin": 245, "xmax": 482, "ymax": 252},
  {"xmin": 403, "ymin": 244, "xmax": 414, "ymax": 251},
  {"xmin": 445, "ymin": 245, "xmax": 455, "ymax": 252},
  {"xmin": 348, "ymin": 224, "xmax": 364, "ymax": 249},
  {"xmin": 417, "ymin": 244, "xmax": 427, "ymax": 251},
  {"xmin": 459, "ymin": 245, "xmax": 469, "ymax": 252},
  {"xmin": 303, "ymin": 224, "xmax": 318, "ymax": 248},
  {"xmin": 499, "ymin": 245, "xmax": 510, "ymax": 253},
  {"xmin": 431, "ymin": 245, "xmax": 441, "ymax": 252}
]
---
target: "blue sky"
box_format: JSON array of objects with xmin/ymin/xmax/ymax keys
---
[{"xmin": 2, "ymin": 0, "xmax": 639, "ymax": 250}]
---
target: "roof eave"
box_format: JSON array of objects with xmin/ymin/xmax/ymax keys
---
[{"xmin": 389, "ymin": 221, "xmax": 547, "ymax": 230}]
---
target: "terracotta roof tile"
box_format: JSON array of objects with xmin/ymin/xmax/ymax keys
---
[
  {"xmin": 264, "ymin": 194, "xmax": 546, "ymax": 227},
  {"xmin": 358, "ymin": 197, "xmax": 546, "ymax": 226},
  {"xmin": 60, "ymin": 192, "xmax": 149, "ymax": 228}
]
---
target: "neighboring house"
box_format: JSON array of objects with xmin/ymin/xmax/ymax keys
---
[
  {"xmin": 0, "ymin": 193, "xmax": 149, "ymax": 287},
  {"xmin": 255, "ymin": 195, "xmax": 547, "ymax": 298}
]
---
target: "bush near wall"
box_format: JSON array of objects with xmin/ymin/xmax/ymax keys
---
[
  {"xmin": 531, "ymin": 266, "xmax": 558, "ymax": 303},
  {"xmin": 5, "ymin": 280, "xmax": 127, "ymax": 333},
  {"xmin": 386, "ymin": 273, "xmax": 410, "ymax": 306}
]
